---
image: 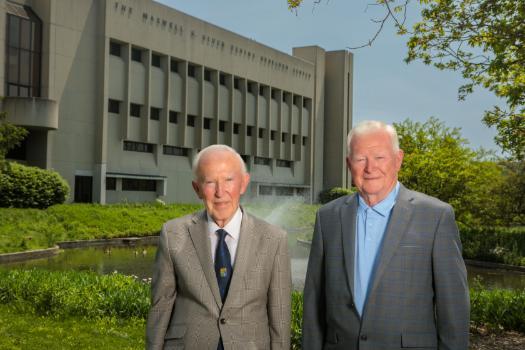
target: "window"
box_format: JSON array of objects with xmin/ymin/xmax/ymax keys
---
[
  {"xmin": 110, "ymin": 41, "xmax": 121, "ymax": 57},
  {"xmin": 292, "ymin": 134, "xmax": 298, "ymax": 144},
  {"xmin": 246, "ymin": 126, "xmax": 253, "ymax": 137},
  {"xmin": 219, "ymin": 120, "xmax": 227, "ymax": 132},
  {"xmin": 5, "ymin": 3, "xmax": 42, "ymax": 97},
  {"xmin": 122, "ymin": 179, "xmax": 156, "ymax": 192},
  {"xmin": 219, "ymin": 73, "xmax": 226, "ymax": 86},
  {"xmin": 270, "ymin": 130, "xmax": 276, "ymax": 141},
  {"xmin": 131, "ymin": 47, "xmax": 142, "ymax": 62},
  {"xmin": 204, "ymin": 69, "xmax": 211, "ymax": 82},
  {"xmin": 151, "ymin": 53, "xmax": 161, "ymax": 67},
  {"xmin": 203, "ymin": 118, "xmax": 212, "ymax": 130},
  {"xmin": 271, "ymin": 89, "xmax": 278, "ymax": 100},
  {"xmin": 282, "ymin": 92, "xmax": 288, "ymax": 102},
  {"xmin": 259, "ymin": 85, "xmax": 265, "ymax": 96},
  {"xmin": 258, "ymin": 128, "xmax": 265, "ymax": 139},
  {"xmin": 187, "ymin": 115, "xmax": 196, "ymax": 127},
  {"xmin": 276, "ymin": 186, "xmax": 294, "ymax": 196},
  {"xmin": 108, "ymin": 99, "xmax": 120, "ymax": 114},
  {"xmin": 123, "ymin": 141, "xmax": 154, "ymax": 153},
  {"xmin": 74, "ymin": 176, "xmax": 92, "ymax": 203},
  {"xmin": 254, "ymin": 157, "xmax": 271, "ymax": 166},
  {"xmin": 188, "ymin": 64, "xmax": 196, "ymax": 77},
  {"xmin": 247, "ymin": 82, "xmax": 254, "ymax": 94},
  {"xmin": 303, "ymin": 98, "xmax": 309, "ymax": 108},
  {"xmin": 130, "ymin": 103, "xmax": 141, "ymax": 118},
  {"xmin": 282, "ymin": 132, "xmax": 288, "ymax": 143},
  {"xmin": 234, "ymin": 77, "xmax": 240, "ymax": 90},
  {"xmin": 150, "ymin": 107, "xmax": 161, "ymax": 121},
  {"xmin": 163, "ymin": 145, "xmax": 189, "ymax": 156},
  {"xmin": 302, "ymin": 136, "xmax": 307, "ymax": 146},
  {"xmin": 106, "ymin": 177, "xmax": 116, "ymax": 190},
  {"xmin": 276, "ymin": 159, "xmax": 292, "ymax": 168},
  {"xmin": 233, "ymin": 123, "xmax": 240, "ymax": 135},
  {"xmin": 293, "ymin": 95, "xmax": 301, "ymax": 106},
  {"xmin": 259, "ymin": 185, "xmax": 273, "ymax": 195},
  {"xmin": 240, "ymin": 154, "xmax": 249, "ymax": 165},
  {"xmin": 170, "ymin": 59, "xmax": 178, "ymax": 73},
  {"xmin": 169, "ymin": 111, "xmax": 178, "ymax": 124}
]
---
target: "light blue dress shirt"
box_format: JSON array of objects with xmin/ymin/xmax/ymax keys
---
[{"xmin": 354, "ymin": 182, "xmax": 400, "ymax": 316}]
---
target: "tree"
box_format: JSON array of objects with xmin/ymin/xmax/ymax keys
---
[
  {"xmin": 288, "ymin": 0, "xmax": 525, "ymax": 160},
  {"xmin": 0, "ymin": 108, "xmax": 27, "ymax": 167}
]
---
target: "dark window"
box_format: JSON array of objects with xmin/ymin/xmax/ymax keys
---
[
  {"xmin": 294, "ymin": 95, "xmax": 301, "ymax": 106},
  {"xmin": 282, "ymin": 92, "xmax": 287, "ymax": 102},
  {"xmin": 276, "ymin": 159, "xmax": 292, "ymax": 168},
  {"xmin": 203, "ymin": 118, "xmax": 212, "ymax": 130},
  {"xmin": 188, "ymin": 64, "xmax": 196, "ymax": 77},
  {"xmin": 246, "ymin": 126, "xmax": 253, "ymax": 137},
  {"xmin": 292, "ymin": 134, "xmax": 298, "ymax": 144},
  {"xmin": 282, "ymin": 132, "xmax": 288, "ymax": 143},
  {"xmin": 122, "ymin": 179, "xmax": 156, "ymax": 192},
  {"xmin": 303, "ymin": 98, "xmax": 308, "ymax": 108},
  {"xmin": 258, "ymin": 128, "xmax": 264, "ymax": 139},
  {"xmin": 130, "ymin": 103, "xmax": 141, "ymax": 118},
  {"xmin": 170, "ymin": 59, "xmax": 178, "ymax": 73},
  {"xmin": 5, "ymin": 4, "xmax": 42, "ymax": 97},
  {"xmin": 123, "ymin": 141, "xmax": 154, "ymax": 153},
  {"xmin": 151, "ymin": 53, "xmax": 161, "ymax": 67},
  {"xmin": 259, "ymin": 185, "xmax": 273, "ymax": 195},
  {"xmin": 233, "ymin": 123, "xmax": 240, "ymax": 135},
  {"xmin": 270, "ymin": 130, "xmax": 276, "ymax": 141},
  {"xmin": 247, "ymin": 82, "xmax": 254, "ymax": 94},
  {"xmin": 219, "ymin": 120, "xmax": 227, "ymax": 132},
  {"xmin": 271, "ymin": 89, "xmax": 277, "ymax": 100},
  {"xmin": 74, "ymin": 176, "xmax": 92, "ymax": 203},
  {"xmin": 219, "ymin": 73, "xmax": 226, "ymax": 86},
  {"xmin": 254, "ymin": 157, "xmax": 271, "ymax": 166},
  {"xmin": 259, "ymin": 85, "xmax": 264, "ymax": 96},
  {"xmin": 204, "ymin": 69, "xmax": 211, "ymax": 82},
  {"xmin": 108, "ymin": 99, "xmax": 120, "ymax": 114},
  {"xmin": 106, "ymin": 177, "xmax": 116, "ymax": 190},
  {"xmin": 109, "ymin": 41, "xmax": 121, "ymax": 57},
  {"xmin": 131, "ymin": 48, "xmax": 142, "ymax": 62},
  {"xmin": 234, "ymin": 77, "xmax": 240, "ymax": 90},
  {"xmin": 169, "ymin": 111, "xmax": 178, "ymax": 124},
  {"xmin": 187, "ymin": 115, "xmax": 196, "ymax": 127},
  {"xmin": 163, "ymin": 145, "xmax": 189, "ymax": 156},
  {"xmin": 150, "ymin": 107, "xmax": 161, "ymax": 121},
  {"xmin": 240, "ymin": 154, "xmax": 249, "ymax": 165},
  {"xmin": 276, "ymin": 186, "xmax": 294, "ymax": 196},
  {"xmin": 302, "ymin": 136, "xmax": 307, "ymax": 146}
]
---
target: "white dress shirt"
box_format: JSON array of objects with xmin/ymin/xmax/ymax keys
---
[{"xmin": 207, "ymin": 207, "xmax": 243, "ymax": 267}]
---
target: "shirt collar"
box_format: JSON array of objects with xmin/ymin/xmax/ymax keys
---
[
  {"xmin": 358, "ymin": 181, "xmax": 400, "ymax": 217},
  {"xmin": 207, "ymin": 207, "xmax": 243, "ymax": 241}
]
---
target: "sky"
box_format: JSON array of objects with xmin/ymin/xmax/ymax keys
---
[{"xmin": 157, "ymin": 0, "xmax": 503, "ymax": 152}]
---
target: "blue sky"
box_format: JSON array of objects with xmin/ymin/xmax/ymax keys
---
[{"xmin": 157, "ymin": 0, "xmax": 502, "ymax": 152}]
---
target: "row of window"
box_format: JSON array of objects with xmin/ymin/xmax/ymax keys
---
[
  {"xmin": 259, "ymin": 185, "xmax": 306, "ymax": 196},
  {"xmin": 109, "ymin": 40, "xmax": 311, "ymax": 107},
  {"xmin": 122, "ymin": 141, "xmax": 295, "ymax": 168},
  {"xmin": 106, "ymin": 177, "xmax": 157, "ymax": 192}
]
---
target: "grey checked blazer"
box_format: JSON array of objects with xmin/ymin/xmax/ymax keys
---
[
  {"xmin": 302, "ymin": 184, "xmax": 470, "ymax": 350},
  {"xmin": 146, "ymin": 208, "xmax": 291, "ymax": 350}
]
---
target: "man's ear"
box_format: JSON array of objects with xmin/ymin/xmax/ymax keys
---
[
  {"xmin": 396, "ymin": 149, "xmax": 404, "ymax": 170},
  {"xmin": 192, "ymin": 181, "xmax": 203, "ymax": 199},
  {"xmin": 240, "ymin": 173, "xmax": 251, "ymax": 195}
]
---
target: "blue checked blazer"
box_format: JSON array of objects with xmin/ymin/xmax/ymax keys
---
[{"xmin": 302, "ymin": 184, "xmax": 470, "ymax": 350}]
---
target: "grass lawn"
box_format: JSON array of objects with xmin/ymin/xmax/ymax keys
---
[{"xmin": 0, "ymin": 304, "xmax": 144, "ymax": 350}]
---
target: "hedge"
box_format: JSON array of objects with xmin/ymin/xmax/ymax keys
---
[
  {"xmin": 318, "ymin": 187, "xmax": 356, "ymax": 204},
  {"xmin": 0, "ymin": 162, "xmax": 69, "ymax": 208}
]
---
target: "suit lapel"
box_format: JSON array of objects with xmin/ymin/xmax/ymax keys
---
[
  {"xmin": 367, "ymin": 185, "xmax": 413, "ymax": 300},
  {"xmin": 223, "ymin": 210, "xmax": 260, "ymax": 309},
  {"xmin": 188, "ymin": 210, "xmax": 222, "ymax": 308},
  {"xmin": 341, "ymin": 194, "xmax": 358, "ymax": 301}
]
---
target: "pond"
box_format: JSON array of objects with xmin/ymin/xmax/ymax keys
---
[{"xmin": 4, "ymin": 233, "xmax": 525, "ymax": 291}]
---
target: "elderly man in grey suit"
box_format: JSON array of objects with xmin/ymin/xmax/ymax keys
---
[
  {"xmin": 302, "ymin": 121, "xmax": 469, "ymax": 349},
  {"xmin": 146, "ymin": 144, "xmax": 291, "ymax": 350}
]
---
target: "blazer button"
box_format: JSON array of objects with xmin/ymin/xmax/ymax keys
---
[
  {"xmin": 220, "ymin": 318, "xmax": 227, "ymax": 324},
  {"xmin": 360, "ymin": 334, "xmax": 367, "ymax": 341}
]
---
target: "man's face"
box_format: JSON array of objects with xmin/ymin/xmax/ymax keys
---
[
  {"xmin": 346, "ymin": 130, "xmax": 404, "ymax": 206},
  {"xmin": 192, "ymin": 151, "xmax": 250, "ymax": 227}
]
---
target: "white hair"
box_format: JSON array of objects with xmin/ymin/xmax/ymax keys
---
[
  {"xmin": 347, "ymin": 120, "xmax": 400, "ymax": 155},
  {"xmin": 192, "ymin": 144, "xmax": 247, "ymax": 179}
]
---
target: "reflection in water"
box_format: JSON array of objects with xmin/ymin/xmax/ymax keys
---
[{"xmin": 3, "ymin": 232, "xmax": 525, "ymax": 291}]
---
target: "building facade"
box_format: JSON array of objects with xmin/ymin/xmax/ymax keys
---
[{"xmin": 1, "ymin": 0, "xmax": 353, "ymax": 204}]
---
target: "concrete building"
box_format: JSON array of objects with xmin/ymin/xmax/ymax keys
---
[{"xmin": 1, "ymin": 0, "xmax": 353, "ymax": 204}]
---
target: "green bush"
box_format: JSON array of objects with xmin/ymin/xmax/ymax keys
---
[
  {"xmin": 461, "ymin": 225, "xmax": 525, "ymax": 266},
  {"xmin": 0, "ymin": 162, "xmax": 69, "ymax": 208},
  {"xmin": 318, "ymin": 187, "xmax": 355, "ymax": 204}
]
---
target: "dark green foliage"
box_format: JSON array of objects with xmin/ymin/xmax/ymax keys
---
[
  {"xmin": 318, "ymin": 187, "xmax": 355, "ymax": 204},
  {"xmin": 0, "ymin": 109, "xmax": 28, "ymax": 165},
  {"xmin": 461, "ymin": 226, "xmax": 525, "ymax": 266},
  {"xmin": 0, "ymin": 162, "xmax": 69, "ymax": 208},
  {"xmin": 290, "ymin": 291, "xmax": 303, "ymax": 350}
]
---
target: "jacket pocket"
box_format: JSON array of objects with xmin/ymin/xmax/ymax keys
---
[
  {"xmin": 326, "ymin": 328, "xmax": 338, "ymax": 344},
  {"xmin": 401, "ymin": 332, "xmax": 437, "ymax": 348},
  {"xmin": 163, "ymin": 325, "xmax": 186, "ymax": 350}
]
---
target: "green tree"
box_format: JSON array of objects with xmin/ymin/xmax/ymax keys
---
[
  {"xmin": 288, "ymin": 0, "xmax": 525, "ymax": 160},
  {"xmin": 0, "ymin": 108, "xmax": 27, "ymax": 166}
]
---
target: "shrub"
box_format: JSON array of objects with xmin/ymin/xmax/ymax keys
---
[
  {"xmin": 0, "ymin": 162, "xmax": 69, "ymax": 208},
  {"xmin": 318, "ymin": 187, "xmax": 355, "ymax": 204}
]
